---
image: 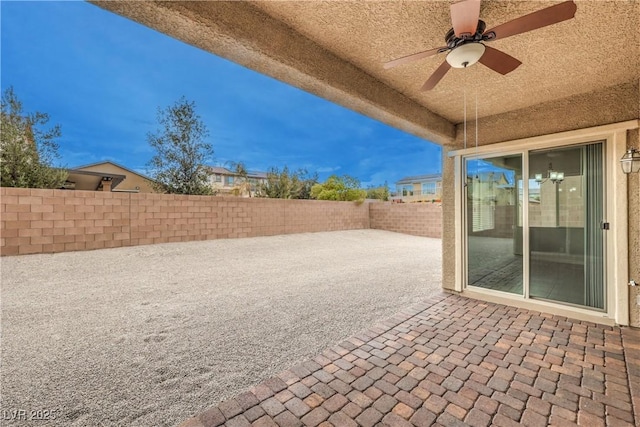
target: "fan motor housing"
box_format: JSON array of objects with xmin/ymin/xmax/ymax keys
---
[{"xmin": 445, "ymin": 20, "xmax": 487, "ymax": 48}]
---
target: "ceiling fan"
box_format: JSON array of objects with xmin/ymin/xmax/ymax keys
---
[{"xmin": 384, "ymin": 0, "xmax": 577, "ymax": 90}]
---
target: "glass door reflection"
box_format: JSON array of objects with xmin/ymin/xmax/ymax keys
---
[
  {"xmin": 528, "ymin": 143, "xmax": 604, "ymax": 309},
  {"xmin": 466, "ymin": 154, "xmax": 523, "ymax": 294}
]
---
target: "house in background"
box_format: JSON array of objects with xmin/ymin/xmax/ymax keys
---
[
  {"xmin": 65, "ymin": 161, "xmax": 155, "ymax": 192},
  {"xmin": 208, "ymin": 166, "xmax": 268, "ymax": 197},
  {"xmin": 393, "ymin": 173, "xmax": 442, "ymax": 203}
]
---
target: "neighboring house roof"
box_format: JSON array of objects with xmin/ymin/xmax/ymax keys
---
[
  {"xmin": 396, "ymin": 173, "xmax": 442, "ymax": 185},
  {"xmin": 208, "ymin": 166, "xmax": 234, "ymax": 175},
  {"xmin": 73, "ymin": 161, "xmax": 154, "ymax": 181},
  {"xmin": 67, "ymin": 161, "xmax": 155, "ymax": 192},
  {"xmin": 208, "ymin": 166, "xmax": 267, "ymax": 180},
  {"xmin": 248, "ymin": 171, "xmax": 267, "ymax": 179}
]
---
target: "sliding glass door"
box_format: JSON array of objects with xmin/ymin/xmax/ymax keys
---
[
  {"xmin": 528, "ymin": 143, "xmax": 605, "ymax": 309},
  {"xmin": 465, "ymin": 154, "xmax": 523, "ymax": 294},
  {"xmin": 465, "ymin": 142, "xmax": 605, "ymax": 310}
]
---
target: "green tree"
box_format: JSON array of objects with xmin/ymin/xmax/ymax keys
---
[
  {"xmin": 297, "ymin": 169, "xmax": 318, "ymax": 200},
  {"xmin": 366, "ymin": 182, "xmax": 390, "ymax": 201},
  {"xmin": 0, "ymin": 87, "xmax": 67, "ymax": 188},
  {"xmin": 256, "ymin": 166, "xmax": 318, "ymax": 199},
  {"xmin": 310, "ymin": 174, "xmax": 366, "ymax": 202},
  {"xmin": 147, "ymin": 97, "xmax": 213, "ymax": 195}
]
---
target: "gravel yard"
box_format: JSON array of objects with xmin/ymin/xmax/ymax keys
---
[{"xmin": 0, "ymin": 230, "xmax": 441, "ymax": 426}]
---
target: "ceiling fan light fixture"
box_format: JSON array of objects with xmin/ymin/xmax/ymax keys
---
[
  {"xmin": 446, "ymin": 43, "xmax": 485, "ymax": 68},
  {"xmin": 384, "ymin": 0, "xmax": 578, "ymax": 90}
]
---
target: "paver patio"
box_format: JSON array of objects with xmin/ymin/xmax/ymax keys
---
[{"xmin": 179, "ymin": 293, "xmax": 640, "ymax": 427}]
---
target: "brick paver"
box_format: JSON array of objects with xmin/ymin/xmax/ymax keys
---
[{"xmin": 178, "ymin": 294, "xmax": 640, "ymax": 427}]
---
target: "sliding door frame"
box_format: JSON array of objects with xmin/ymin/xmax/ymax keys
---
[
  {"xmin": 449, "ymin": 121, "xmax": 637, "ymax": 325},
  {"xmin": 461, "ymin": 150, "xmax": 526, "ymax": 298}
]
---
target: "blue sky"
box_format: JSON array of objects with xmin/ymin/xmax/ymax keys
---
[{"xmin": 1, "ymin": 1, "xmax": 441, "ymax": 187}]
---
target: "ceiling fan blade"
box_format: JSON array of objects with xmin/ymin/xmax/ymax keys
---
[
  {"xmin": 485, "ymin": 0, "xmax": 577, "ymax": 40},
  {"xmin": 383, "ymin": 46, "xmax": 448, "ymax": 69},
  {"xmin": 479, "ymin": 46, "xmax": 522, "ymax": 75},
  {"xmin": 421, "ymin": 61, "xmax": 451, "ymax": 91},
  {"xmin": 451, "ymin": 0, "xmax": 481, "ymax": 37}
]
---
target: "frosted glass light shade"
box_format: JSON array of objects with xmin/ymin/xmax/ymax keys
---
[{"xmin": 446, "ymin": 43, "xmax": 486, "ymax": 68}]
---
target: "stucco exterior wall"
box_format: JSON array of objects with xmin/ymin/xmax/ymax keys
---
[
  {"xmin": 453, "ymin": 81, "xmax": 638, "ymax": 147},
  {"xmin": 78, "ymin": 163, "xmax": 155, "ymax": 193},
  {"xmin": 629, "ymin": 128, "xmax": 640, "ymax": 327},
  {"xmin": 369, "ymin": 202, "xmax": 441, "ymax": 238},
  {"xmin": 442, "ymin": 143, "xmax": 460, "ymax": 291}
]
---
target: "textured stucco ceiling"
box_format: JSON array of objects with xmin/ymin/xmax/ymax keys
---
[
  {"xmin": 92, "ymin": 0, "xmax": 639, "ymax": 144},
  {"xmin": 251, "ymin": 0, "xmax": 639, "ymax": 124}
]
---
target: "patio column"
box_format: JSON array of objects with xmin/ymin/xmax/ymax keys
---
[{"xmin": 442, "ymin": 142, "xmax": 460, "ymax": 291}]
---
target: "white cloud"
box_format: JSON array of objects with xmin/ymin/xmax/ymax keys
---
[{"xmin": 316, "ymin": 166, "xmax": 341, "ymax": 173}]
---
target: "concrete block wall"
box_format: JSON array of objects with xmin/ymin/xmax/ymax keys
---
[
  {"xmin": 0, "ymin": 188, "xmax": 377, "ymax": 256},
  {"xmin": 127, "ymin": 193, "xmax": 371, "ymax": 245},
  {"xmin": 1, "ymin": 188, "xmax": 132, "ymax": 255},
  {"xmin": 369, "ymin": 202, "xmax": 442, "ymax": 238}
]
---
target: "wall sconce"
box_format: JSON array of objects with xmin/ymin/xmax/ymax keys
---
[{"xmin": 620, "ymin": 148, "xmax": 640, "ymax": 174}]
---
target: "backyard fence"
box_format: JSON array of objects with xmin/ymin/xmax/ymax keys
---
[
  {"xmin": 0, "ymin": 187, "xmax": 441, "ymax": 256},
  {"xmin": 369, "ymin": 202, "xmax": 442, "ymax": 238}
]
